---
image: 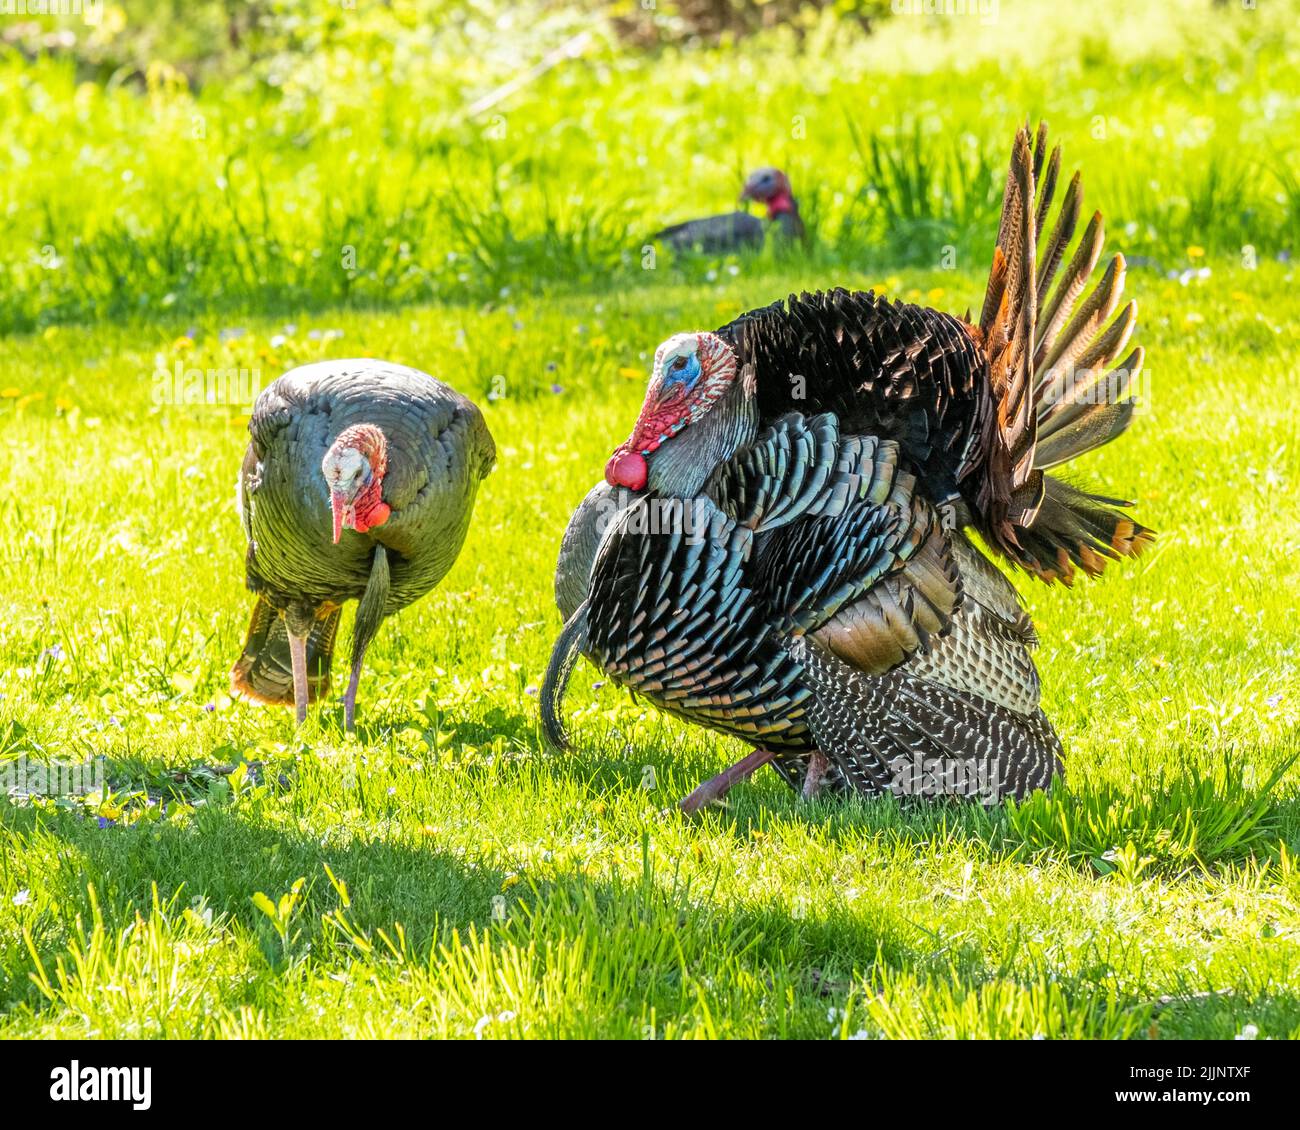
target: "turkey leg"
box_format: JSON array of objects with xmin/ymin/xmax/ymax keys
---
[
  {"xmin": 344, "ymin": 545, "xmax": 390, "ymax": 731},
  {"xmin": 802, "ymin": 750, "xmax": 831, "ymax": 799},
  {"xmin": 679, "ymin": 748, "xmax": 775, "ymax": 815},
  {"xmin": 283, "ymin": 605, "xmax": 316, "ymax": 726}
]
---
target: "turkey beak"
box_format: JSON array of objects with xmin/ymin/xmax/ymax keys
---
[{"xmin": 330, "ymin": 490, "xmax": 352, "ymax": 544}]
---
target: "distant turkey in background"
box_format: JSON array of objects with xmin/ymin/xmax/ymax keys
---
[
  {"xmin": 654, "ymin": 167, "xmax": 805, "ymax": 253},
  {"xmin": 231, "ymin": 360, "xmax": 495, "ymax": 730}
]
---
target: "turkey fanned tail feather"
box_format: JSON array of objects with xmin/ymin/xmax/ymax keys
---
[{"xmin": 976, "ymin": 122, "xmax": 1153, "ymax": 583}]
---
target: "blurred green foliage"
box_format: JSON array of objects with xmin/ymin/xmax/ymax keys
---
[{"xmin": 1, "ymin": 0, "xmax": 1297, "ymax": 332}]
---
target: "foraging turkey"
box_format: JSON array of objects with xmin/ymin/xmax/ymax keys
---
[
  {"xmin": 545, "ymin": 123, "xmax": 1151, "ymax": 811},
  {"xmin": 654, "ymin": 167, "xmax": 805, "ymax": 253},
  {"xmin": 231, "ymin": 360, "xmax": 495, "ymax": 730}
]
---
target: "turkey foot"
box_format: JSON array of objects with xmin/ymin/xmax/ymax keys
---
[
  {"xmin": 802, "ymin": 750, "xmax": 830, "ymax": 800},
  {"xmin": 679, "ymin": 748, "xmax": 775, "ymax": 815}
]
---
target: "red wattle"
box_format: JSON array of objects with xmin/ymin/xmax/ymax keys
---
[
  {"xmin": 766, "ymin": 190, "xmax": 795, "ymax": 218},
  {"xmin": 606, "ymin": 450, "xmax": 647, "ymax": 491},
  {"xmin": 353, "ymin": 499, "xmax": 391, "ymax": 534}
]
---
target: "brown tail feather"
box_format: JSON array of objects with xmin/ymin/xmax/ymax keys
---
[
  {"xmin": 1037, "ymin": 253, "xmax": 1126, "ymax": 382},
  {"xmin": 1033, "ymin": 399, "xmax": 1135, "ymax": 471},
  {"xmin": 976, "ymin": 121, "xmax": 1153, "ymax": 583},
  {"xmin": 1033, "ymin": 212, "xmax": 1103, "ymax": 373},
  {"xmin": 1013, "ymin": 478, "xmax": 1154, "ymax": 586},
  {"xmin": 1035, "ymin": 171, "xmax": 1082, "ymax": 312},
  {"xmin": 1030, "ymin": 123, "xmax": 1058, "ymax": 243},
  {"xmin": 976, "ymin": 126, "xmax": 1040, "ymax": 543},
  {"xmin": 231, "ymin": 596, "xmax": 340, "ymax": 706}
]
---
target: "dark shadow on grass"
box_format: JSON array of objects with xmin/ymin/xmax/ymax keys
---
[
  {"xmin": 5, "ymin": 243, "xmax": 1177, "ymax": 340},
  {"xmin": 7, "ymin": 782, "xmax": 1300, "ymax": 1037},
  {"xmin": 4, "ymin": 798, "xmax": 940, "ymax": 1020},
  {"xmin": 545, "ymin": 730, "xmax": 1300, "ymax": 877},
  {"xmin": 314, "ymin": 704, "xmax": 540, "ymax": 751},
  {"xmin": 5, "ymin": 246, "xmax": 793, "ymax": 338}
]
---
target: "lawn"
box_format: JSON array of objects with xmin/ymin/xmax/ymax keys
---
[{"xmin": 0, "ymin": 0, "xmax": 1298, "ymax": 1039}]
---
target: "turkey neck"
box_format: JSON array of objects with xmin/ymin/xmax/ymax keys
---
[
  {"xmin": 767, "ymin": 192, "xmax": 804, "ymax": 241},
  {"xmin": 646, "ymin": 378, "xmax": 759, "ymax": 498},
  {"xmin": 775, "ymin": 207, "xmax": 805, "ymax": 242}
]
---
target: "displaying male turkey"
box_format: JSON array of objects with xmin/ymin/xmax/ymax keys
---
[
  {"xmin": 231, "ymin": 360, "xmax": 495, "ymax": 730},
  {"xmin": 654, "ymin": 167, "xmax": 805, "ymax": 253},
  {"xmin": 544, "ymin": 123, "xmax": 1151, "ymax": 811}
]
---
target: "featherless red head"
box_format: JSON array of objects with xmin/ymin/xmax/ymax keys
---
[
  {"xmin": 332, "ymin": 423, "xmax": 388, "ymax": 475},
  {"xmin": 741, "ymin": 167, "xmax": 795, "ymax": 218},
  {"xmin": 605, "ymin": 332, "xmax": 738, "ymax": 490},
  {"xmin": 322, "ymin": 423, "xmax": 391, "ymax": 542}
]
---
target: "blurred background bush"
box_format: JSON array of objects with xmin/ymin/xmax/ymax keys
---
[{"xmin": 4, "ymin": 1, "xmax": 896, "ymax": 81}]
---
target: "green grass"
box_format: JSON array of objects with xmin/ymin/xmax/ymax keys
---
[{"xmin": 1, "ymin": 0, "xmax": 1299, "ymax": 1039}]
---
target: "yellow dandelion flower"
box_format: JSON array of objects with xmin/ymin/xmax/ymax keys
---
[
  {"xmin": 171, "ymin": 336, "xmax": 194, "ymax": 353},
  {"xmin": 501, "ymin": 874, "xmax": 520, "ymax": 891},
  {"xmin": 618, "ymin": 367, "xmax": 643, "ymax": 380},
  {"xmin": 589, "ymin": 335, "xmax": 609, "ymax": 349},
  {"xmin": 0, "ymin": 387, "xmax": 20, "ymax": 399},
  {"xmin": 54, "ymin": 396, "xmax": 75, "ymax": 411},
  {"xmin": 1186, "ymin": 246, "xmax": 1205, "ymax": 259}
]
